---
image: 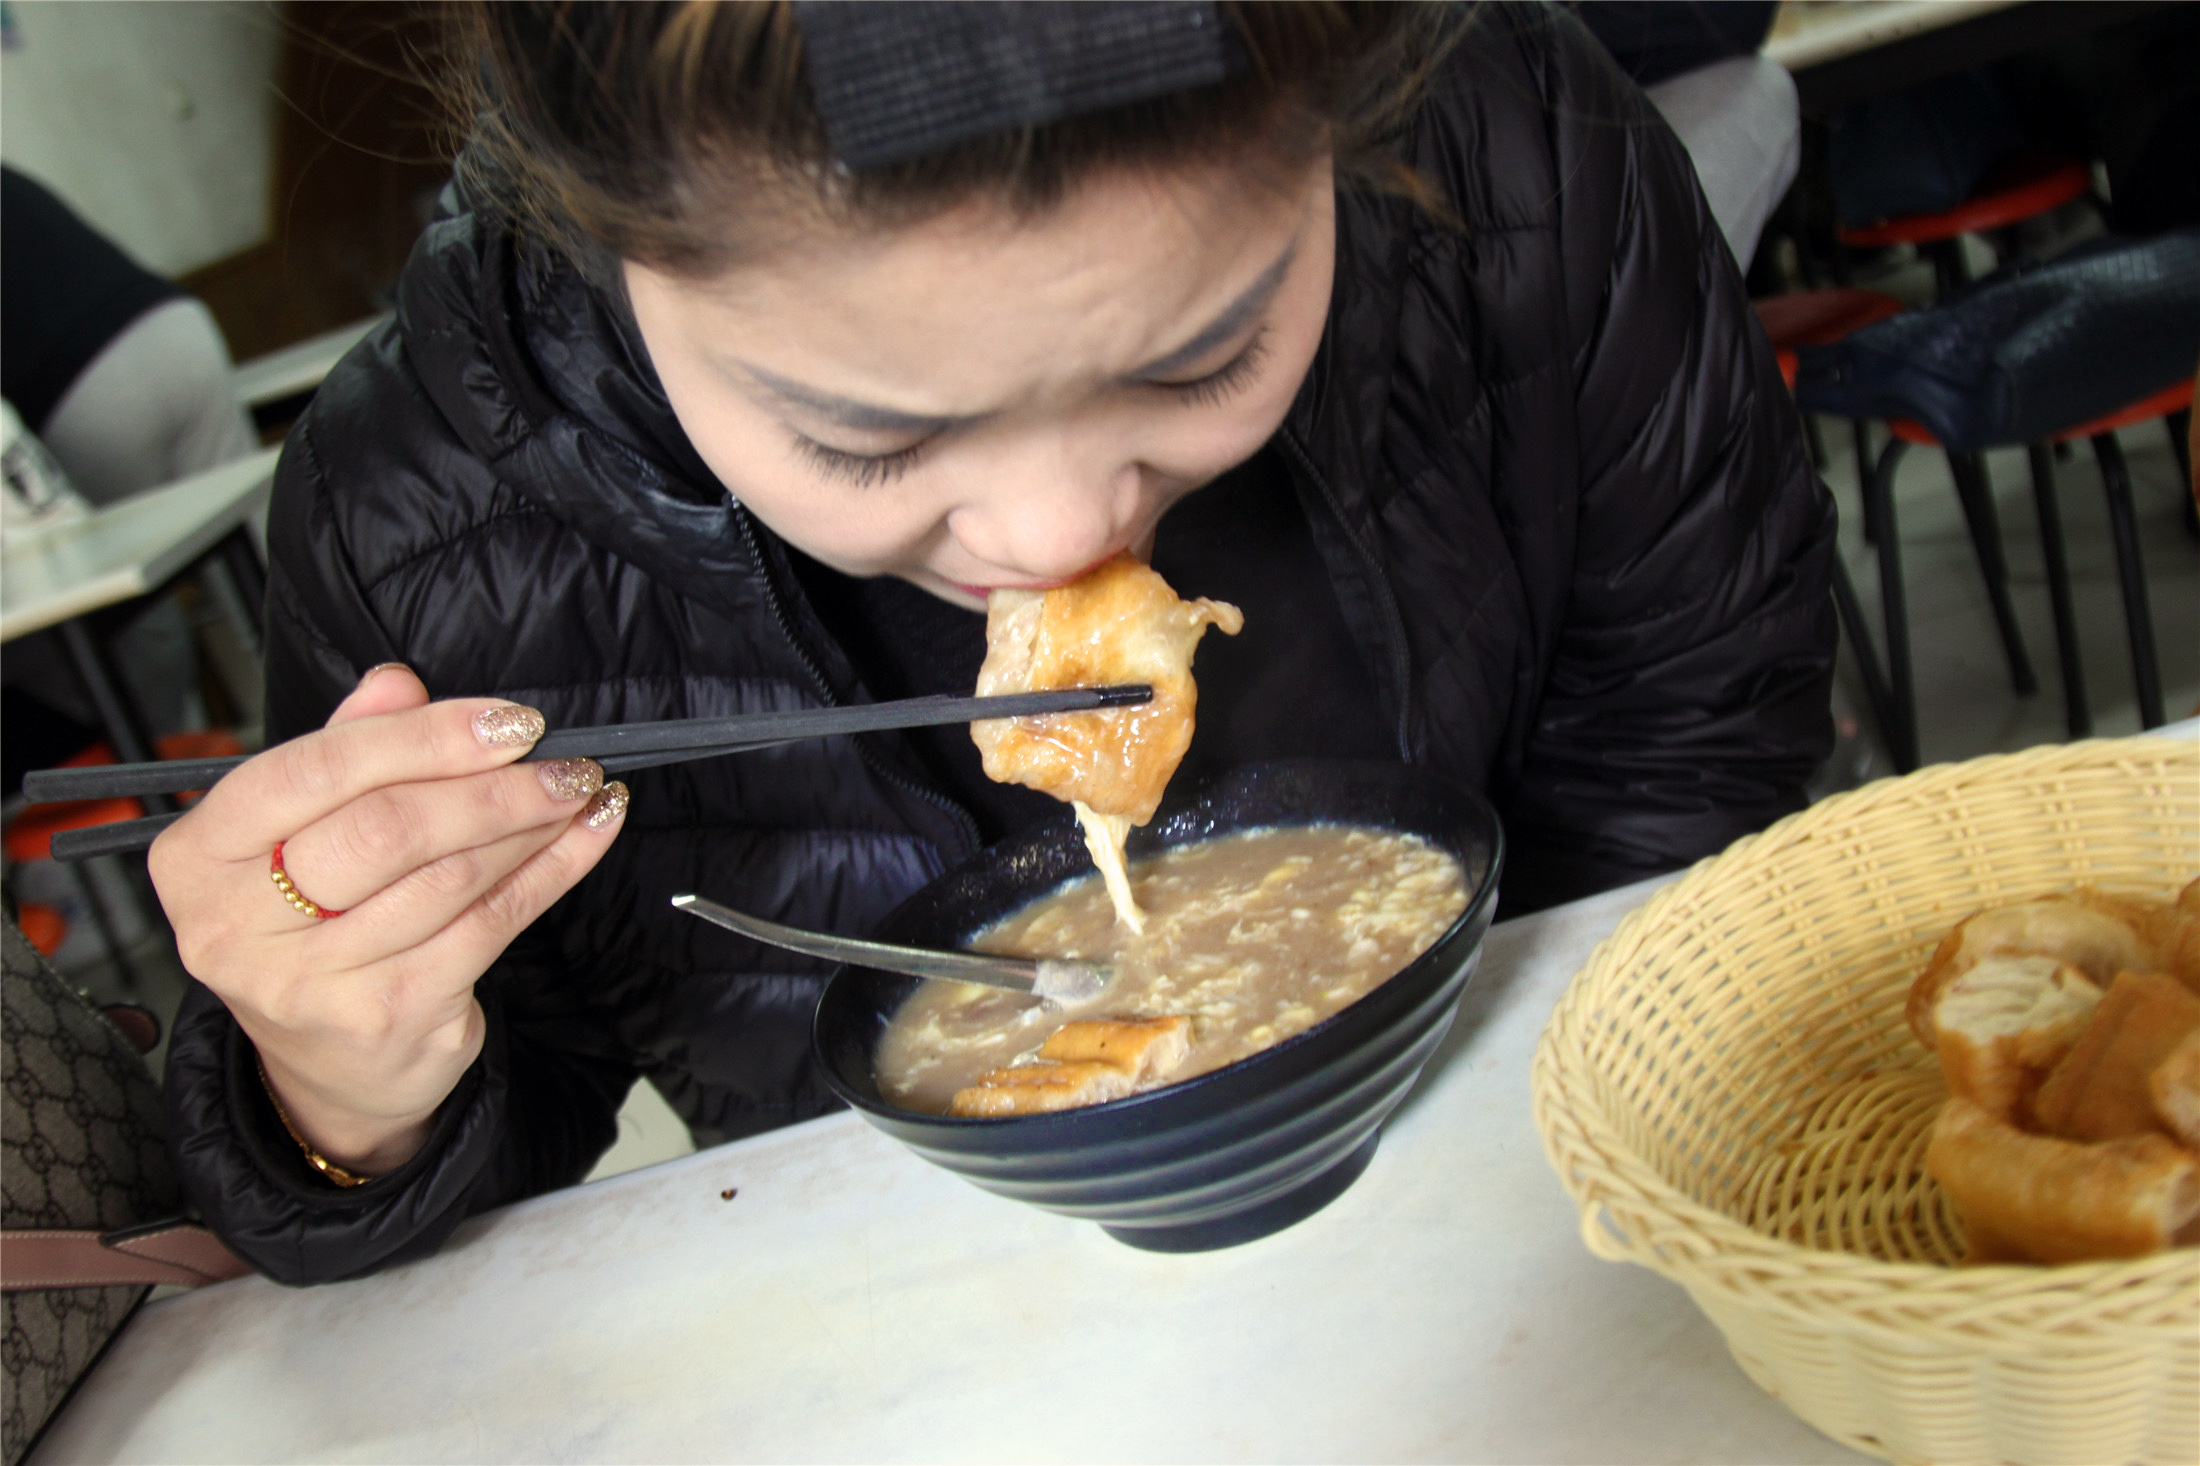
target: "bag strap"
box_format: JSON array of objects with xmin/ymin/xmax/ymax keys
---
[{"xmin": 2, "ymin": 1220, "xmax": 251, "ymax": 1291}]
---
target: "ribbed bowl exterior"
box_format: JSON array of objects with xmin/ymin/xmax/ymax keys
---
[{"xmin": 814, "ymin": 761, "xmax": 1504, "ymax": 1250}]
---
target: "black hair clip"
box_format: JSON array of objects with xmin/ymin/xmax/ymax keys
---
[{"xmin": 793, "ymin": 0, "xmax": 1246, "ymax": 172}]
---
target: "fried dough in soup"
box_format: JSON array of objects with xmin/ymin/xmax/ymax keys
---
[{"xmin": 875, "ymin": 825, "xmax": 1468, "ymax": 1115}]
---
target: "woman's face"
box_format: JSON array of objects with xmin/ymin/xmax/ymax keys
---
[{"xmin": 625, "ymin": 154, "xmax": 1335, "ymax": 609}]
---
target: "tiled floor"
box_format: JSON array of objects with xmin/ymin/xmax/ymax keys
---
[{"xmin": 32, "ymin": 411, "xmax": 2198, "ymax": 1183}]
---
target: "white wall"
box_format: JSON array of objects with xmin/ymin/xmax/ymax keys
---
[{"xmin": 1, "ymin": 0, "xmax": 280, "ymax": 277}]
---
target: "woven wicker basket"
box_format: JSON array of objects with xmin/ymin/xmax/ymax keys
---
[{"xmin": 1532, "ymin": 737, "xmax": 2200, "ymax": 1465}]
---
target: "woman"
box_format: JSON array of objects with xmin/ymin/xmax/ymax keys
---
[{"xmin": 155, "ymin": 2, "xmax": 1833, "ymax": 1283}]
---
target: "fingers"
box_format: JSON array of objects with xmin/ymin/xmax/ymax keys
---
[
  {"xmin": 277, "ymin": 755, "xmax": 606, "ymax": 913},
  {"xmin": 327, "ymin": 663, "xmax": 429, "ymax": 725},
  {"xmin": 340, "ymin": 781, "xmax": 630, "ymax": 975},
  {"xmin": 191, "ymin": 682, "xmax": 551, "ymax": 859},
  {"xmin": 305, "ymin": 819, "xmax": 571, "ymax": 965}
]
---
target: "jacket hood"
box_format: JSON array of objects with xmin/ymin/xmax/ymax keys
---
[{"xmin": 396, "ymin": 219, "xmax": 772, "ymax": 634}]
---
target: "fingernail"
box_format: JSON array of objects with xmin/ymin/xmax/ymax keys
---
[
  {"xmin": 473, "ymin": 704, "xmax": 546, "ymax": 748},
  {"xmin": 359, "ymin": 661, "xmax": 410, "ymax": 688},
  {"xmin": 536, "ymin": 757, "xmax": 603, "ymax": 802},
  {"xmin": 583, "ymin": 781, "xmax": 629, "ymax": 831}
]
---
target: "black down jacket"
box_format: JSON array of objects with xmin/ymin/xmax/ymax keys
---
[{"xmin": 168, "ymin": 9, "xmax": 1834, "ymax": 1283}]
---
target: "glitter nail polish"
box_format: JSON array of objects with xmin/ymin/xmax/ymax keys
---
[
  {"xmin": 473, "ymin": 704, "xmax": 546, "ymax": 748},
  {"xmin": 583, "ymin": 781, "xmax": 630, "ymax": 831},
  {"xmin": 537, "ymin": 758, "xmax": 604, "ymax": 802}
]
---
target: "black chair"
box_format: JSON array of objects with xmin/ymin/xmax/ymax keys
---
[{"xmin": 1796, "ymin": 229, "xmax": 2200, "ymax": 770}]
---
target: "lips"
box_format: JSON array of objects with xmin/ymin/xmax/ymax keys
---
[{"xmin": 954, "ymin": 555, "xmax": 1122, "ymax": 600}]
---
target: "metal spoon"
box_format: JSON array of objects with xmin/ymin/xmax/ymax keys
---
[{"xmin": 670, "ymin": 894, "xmax": 1112, "ymax": 1005}]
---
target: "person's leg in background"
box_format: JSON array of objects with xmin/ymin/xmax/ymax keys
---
[
  {"xmin": 1644, "ymin": 55, "xmax": 1802, "ymax": 274},
  {"xmin": 37, "ymin": 296, "xmax": 256, "ymax": 507},
  {"xmin": 1570, "ymin": 2, "xmax": 1795, "ymax": 274},
  {"xmin": 25, "ymin": 296, "xmax": 261, "ymax": 742}
]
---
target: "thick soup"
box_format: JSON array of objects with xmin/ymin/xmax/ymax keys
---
[{"xmin": 876, "ymin": 825, "xmax": 1469, "ymax": 1115}]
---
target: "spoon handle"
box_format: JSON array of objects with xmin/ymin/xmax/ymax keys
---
[{"xmin": 670, "ymin": 894, "xmax": 1109, "ymax": 1004}]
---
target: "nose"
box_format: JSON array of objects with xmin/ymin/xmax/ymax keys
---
[{"xmin": 946, "ymin": 435, "xmax": 1143, "ymax": 581}]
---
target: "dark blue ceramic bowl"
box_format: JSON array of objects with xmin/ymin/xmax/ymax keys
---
[{"xmin": 812, "ymin": 760, "xmax": 1504, "ymax": 1252}]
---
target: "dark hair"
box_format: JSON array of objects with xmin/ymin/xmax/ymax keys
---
[{"xmin": 449, "ymin": 1, "xmax": 1459, "ymax": 276}]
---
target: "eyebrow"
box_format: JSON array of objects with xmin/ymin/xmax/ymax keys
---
[
  {"xmin": 731, "ymin": 235, "xmax": 1300, "ymax": 434},
  {"xmin": 1130, "ymin": 237, "xmax": 1298, "ymax": 380},
  {"xmin": 736, "ymin": 361, "xmax": 976, "ymax": 437}
]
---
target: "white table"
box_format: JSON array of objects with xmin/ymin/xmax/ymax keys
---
[
  {"xmin": 230, "ymin": 317, "xmax": 383, "ymax": 414},
  {"xmin": 1763, "ymin": 0, "xmax": 2024, "ymax": 72},
  {"xmin": 1, "ymin": 447, "xmax": 277, "ymax": 644},
  {"xmin": 33, "ymin": 876, "xmax": 1873, "ymax": 1465},
  {"xmin": 1764, "ymin": 1, "xmax": 2163, "ymax": 118}
]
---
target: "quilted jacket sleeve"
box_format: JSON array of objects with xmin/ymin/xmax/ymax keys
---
[
  {"xmin": 163, "ymin": 389, "xmax": 635, "ymax": 1286},
  {"xmin": 1497, "ymin": 13, "xmax": 1837, "ymax": 911}
]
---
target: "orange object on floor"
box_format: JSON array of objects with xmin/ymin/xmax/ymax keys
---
[
  {"xmin": 15, "ymin": 903, "xmax": 68, "ymax": 956},
  {"xmin": 154, "ymin": 729, "xmax": 248, "ymax": 765}
]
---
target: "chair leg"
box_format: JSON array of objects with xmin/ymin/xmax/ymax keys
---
[
  {"xmin": 219, "ymin": 525, "xmax": 268, "ymax": 631},
  {"xmin": 2168, "ymin": 408, "xmax": 2196, "ymax": 540},
  {"xmin": 2025, "ymin": 444, "xmax": 2090, "ymax": 738},
  {"xmin": 54, "ymin": 617, "xmax": 161, "ymax": 771},
  {"xmin": 1944, "ymin": 450, "xmax": 2039, "ymax": 696},
  {"xmin": 2090, "ymin": 432, "xmax": 2166, "ymax": 729},
  {"xmin": 1927, "ymin": 238, "xmax": 1969, "ymax": 297},
  {"xmin": 1864, "ymin": 438, "xmax": 1920, "ymax": 772},
  {"xmin": 68, "ymin": 859, "xmax": 142, "ymax": 993},
  {"xmin": 1802, "ymin": 412, "xmax": 1828, "ymax": 472},
  {"xmin": 1853, "ymin": 420, "xmax": 1880, "ymax": 545},
  {"xmin": 1829, "ymin": 554, "xmax": 1901, "ymax": 768}
]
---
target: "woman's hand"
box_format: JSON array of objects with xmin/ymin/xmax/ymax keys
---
[{"xmin": 149, "ymin": 664, "xmax": 629, "ymax": 1178}]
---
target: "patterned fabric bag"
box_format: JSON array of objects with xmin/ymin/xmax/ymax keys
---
[{"xmin": 0, "ymin": 921, "xmax": 241, "ymax": 1464}]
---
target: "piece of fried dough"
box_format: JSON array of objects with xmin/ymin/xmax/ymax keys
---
[
  {"xmin": 1929, "ymin": 953, "xmax": 2102, "ymax": 1123},
  {"xmin": 2152, "ymin": 1028, "xmax": 2200, "ymax": 1150},
  {"xmin": 2160, "ymin": 877, "xmax": 2200, "ymax": 996},
  {"xmin": 1926, "ymin": 1095, "xmax": 2200, "ymax": 1264},
  {"xmin": 947, "ymin": 1060, "xmax": 1136, "ymax": 1117},
  {"xmin": 948, "ymin": 1016, "xmax": 1194, "ymax": 1117},
  {"xmin": 971, "ymin": 555, "xmax": 1242, "ymax": 824},
  {"xmin": 1907, "ymin": 893, "xmax": 2160, "ymax": 1048},
  {"xmin": 1037, "ymin": 1016, "xmax": 1192, "ymax": 1084},
  {"xmin": 2034, "ymin": 971, "xmax": 2200, "ymax": 1142}
]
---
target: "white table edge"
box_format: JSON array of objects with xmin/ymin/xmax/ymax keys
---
[
  {"xmin": 1764, "ymin": 0, "xmax": 2027, "ymax": 72},
  {"xmin": 0, "ymin": 448, "xmax": 279, "ymax": 642}
]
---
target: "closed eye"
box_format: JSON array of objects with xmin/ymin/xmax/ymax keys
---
[
  {"xmin": 1155, "ymin": 325, "xmax": 1271, "ymax": 408},
  {"xmin": 791, "ymin": 433, "xmax": 930, "ymax": 487}
]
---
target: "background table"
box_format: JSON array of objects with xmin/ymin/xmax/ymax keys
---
[
  {"xmin": 1, "ymin": 446, "xmax": 276, "ymax": 646},
  {"xmin": 229, "ymin": 316, "xmax": 383, "ymax": 431},
  {"xmin": 1766, "ymin": 0, "xmax": 2178, "ymax": 114},
  {"xmin": 1764, "ymin": 0, "xmax": 2024, "ymax": 74},
  {"xmin": 3, "ymin": 446, "xmax": 275, "ymax": 774},
  {"xmin": 32, "ymin": 875, "xmax": 1875, "ymax": 1465}
]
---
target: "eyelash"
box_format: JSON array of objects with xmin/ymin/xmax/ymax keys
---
[
  {"xmin": 789, "ymin": 325, "xmax": 1274, "ymax": 485},
  {"xmin": 792, "ymin": 435, "xmax": 929, "ymax": 488},
  {"xmin": 1164, "ymin": 326, "xmax": 1272, "ymax": 407}
]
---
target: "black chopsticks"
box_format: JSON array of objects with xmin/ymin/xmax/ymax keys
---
[
  {"xmin": 50, "ymin": 813, "xmax": 188, "ymax": 862},
  {"xmin": 24, "ymin": 685, "xmax": 1150, "ymax": 861}
]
